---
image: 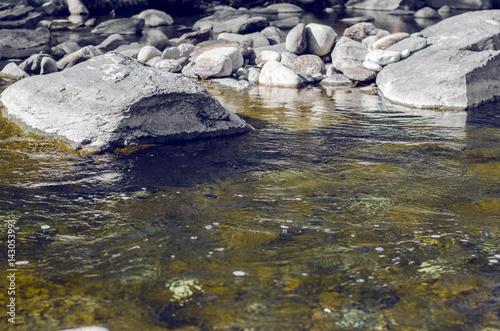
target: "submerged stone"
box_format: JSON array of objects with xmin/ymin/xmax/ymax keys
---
[{"xmin": 0, "ymin": 52, "xmax": 252, "ymax": 152}]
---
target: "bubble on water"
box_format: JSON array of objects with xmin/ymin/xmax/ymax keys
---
[
  {"xmin": 324, "ymin": 308, "xmax": 332, "ymax": 313},
  {"xmin": 489, "ymin": 259, "xmax": 498, "ymax": 264},
  {"xmin": 368, "ymin": 276, "xmax": 375, "ymax": 279},
  {"xmin": 41, "ymin": 225, "xmax": 50, "ymax": 230},
  {"xmin": 233, "ymin": 271, "xmax": 246, "ymax": 277},
  {"xmin": 302, "ymin": 273, "xmax": 308, "ymax": 276},
  {"xmin": 171, "ymin": 255, "xmax": 175, "ymax": 258},
  {"xmin": 233, "ymin": 194, "xmax": 244, "ymax": 198},
  {"xmin": 494, "ymin": 254, "xmax": 500, "ymax": 259},
  {"xmin": 350, "ymin": 234, "xmax": 356, "ymax": 238},
  {"xmin": 130, "ymin": 245, "xmax": 140, "ymax": 250},
  {"xmin": 281, "ymin": 225, "xmax": 289, "ymax": 229},
  {"xmin": 190, "ymin": 236, "xmax": 198, "ymax": 240},
  {"xmin": 143, "ymin": 238, "xmax": 148, "ymax": 242},
  {"xmin": 430, "ymin": 235, "xmax": 441, "ymax": 238},
  {"xmin": 205, "ymin": 225, "xmax": 213, "ymax": 230},
  {"xmin": 356, "ymin": 279, "xmax": 365, "ymax": 283},
  {"xmin": 375, "ymin": 247, "xmax": 384, "ymax": 252},
  {"xmin": 213, "ymin": 222, "xmax": 220, "ymax": 226},
  {"xmin": 215, "ymin": 247, "xmax": 225, "ymax": 251},
  {"xmin": 16, "ymin": 261, "xmax": 29, "ymax": 265},
  {"xmin": 373, "ymin": 224, "xmax": 380, "ymax": 228},
  {"xmin": 379, "ymin": 255, "xmax": 386, "ymax": 258},
  {"xmin": 295, "ymin": 197, "xmax": 302, "ymax": 201}
]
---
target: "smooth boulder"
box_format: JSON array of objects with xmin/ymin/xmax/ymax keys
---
[
  {"xmin": 0, "ymin": 52, "xmax": 251, "ymax": 152},
  {"xmin": 258, "ymin": 60, "xmax": 303, "ymax": 88},
  {"xmin": 377, "ymin": 10, "xmax": 500, "ymax": 109},
  {"xmin": 91, "ymin": 18, "xmax": 145, "ymax": 35}
]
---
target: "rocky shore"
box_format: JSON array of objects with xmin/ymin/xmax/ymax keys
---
[{"xmin": 1, "ymin": 0, "xmax": 500, "ymax": 151}]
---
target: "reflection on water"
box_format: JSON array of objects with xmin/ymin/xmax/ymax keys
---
[{"xmin": 0, "ymin": 82, "xmax": 499, "ymax": 330}]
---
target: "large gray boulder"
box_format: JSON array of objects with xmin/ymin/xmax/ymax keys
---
[
  {"xmin": 0, "ymin": 52, "xmax": 251, "ymax": 152},
  {"xmin": 0, "ymin": 27, "xmax": 51, "ymax": 59},
  {"xmin": 377, "ymin": 10, "xmax": 500, "ymax": 110},
  {"xmin": 0, "ymin": 5, "xmax": 41, "ymax": 29}
]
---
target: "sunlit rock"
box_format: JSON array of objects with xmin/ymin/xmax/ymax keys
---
[{"xmin": 1, "ymin": 52, "xmax": 252, "ymax": 152}]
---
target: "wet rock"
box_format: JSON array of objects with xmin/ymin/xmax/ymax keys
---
[
  {"xmin": 258, "ymin": 60, "xmax": 303, "ymax": 88},
  {"xmin": 386, "ymin": 36, "xmax": 427, "ymax": 54},
  {"xmin": 0, "ymin": 27, "xmax": 51, "ymax": 60},
  {"xmin": 365, "ymin": 49, "xmax": 401, "ymax": 66},
  {"xmin": 286, "ymin": 23, "xmax": 307, "ymax": 55},
  {"xmin": 427, "ymin": 0, "xmax": 489, "ymax": 10},
  {"xmin": 265, "ymin": 3, "xmax": 303, "ymax": 13},
  {"xmin": 261, "ymin": 26, "xmax": 286, "ymax": 45},
  {"xmin": 0, "ymin": 5, "xmax": 41, "ymax": 29},
  {"xmin": 414, "ymin": 7, "xmax": 439, "ymax": 19},
  {"xmin": 438, "ymin": 5, "xmax": 451, "ymax": 16},
  {"xmin": 133, "ymin": 9, "xmax": 173, "ymax": 26},
  {"xmin": 292, "ymin": 54, "xmax": 326, "ymax": 76},
  {"xmin": 1, "ymin": 52, "xmax": 252, "ymax": 153},
  {"xmin": 256, "ymin": 50, "xmax": 281, "ymax": 65},
  {"xmin": 320, "ymin": 73, "xmax": 353, "ymax": 86},
  {"xmin": 67, "ymin": 0, "xmax": 88, "ymax": 15},
  {"xmin": 161, "ymin": 47, "xmax": 181, "ymax": 60},
  {"xmin": 194, "ymin": 47, "xmax": 243, "ymax": 79},
  {"xmin": 372, "ymin": 32, "xmax": 409, "ymax": 50},
  {"xmin": 155, "ymin": 59, "xmax": 182, "ymax": 72},
  {"xmin": 377, "ymin": 10, "xmax": 500, "ymax": 109},
  {"xmin": 139, "ymin": 30, "xmax": 169, "ymax": 51},
  {"xmin": 91, "ymin": 18, "xmax": 145, "ymax": 36},
  {"xmin": 343, "ymin": 22, "xmax": 379, "ymax": 42},
  {"xmin": 280, "ymin": 52, "xmax": 298, "ymax": 69},
  {"xmin": 344, "ymin": 0, "xmax": 415, "ymax": 10},
  {"xmin": 51, "ymin": 41, "xmax": 80, "ymax": 60},
  {"xmin": 97, "ymin": 34, "xmax": 128, "ymax": 52},
  {"xmin": 137, "ymin": 46, "xmax": 162, "ymax": 62},
  {"xmin": 57, "ymin": 45, "xmax": 103, "ymax": 70},
  {"xmin": 218, "ymin": 32, "xmax": 254, "ymax": 48},
  {"xmin": 0, "ymin": 62, "xmax": 29, "ymax": 79},
  {"xmin": 306, "ymin": 23, "xmax": 337, "ymax": 56},
  {"xmin": 331, "ymin": 37, "xmax": 369, "ymax": 72},
  {"xmin": 212, "ymin": 78, "xmax": 251, "ymax": 91},
  {"xmin": 176, "ymin": 29, "xmax": 212, "ymax": 46}
]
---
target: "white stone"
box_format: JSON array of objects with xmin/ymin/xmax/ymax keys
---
[
  {"xmin": 362, "ymin": 60, "xmax": 382, "ymax": 71},
  {"xmin": 258, "ymin": 60, "xmax": 303, "ymax": 88},
  {"xmin": 137, "ymin": 46, "xmax": 162, "ymax": 62},
  {"xmin": 365, "ymin": 49, "xmax": 401, "ymax": 66}
]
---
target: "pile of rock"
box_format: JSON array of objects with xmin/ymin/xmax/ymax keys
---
[{"xmin": 2, "ymin": 2, "xmax": 500, "ymax": 112}]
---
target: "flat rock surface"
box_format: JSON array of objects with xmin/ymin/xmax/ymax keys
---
[
  {"xmin": 0, "ymin": 52, "xmax": 252, "ymax": 152},
  {"xmin": 377, "ymin": 10, "xmax": 500, "ymax": 110}
]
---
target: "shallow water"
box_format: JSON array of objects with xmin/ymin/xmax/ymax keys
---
[{"xmin": 0, "ymin": 78, "xmax": 499, "ymax": 330}]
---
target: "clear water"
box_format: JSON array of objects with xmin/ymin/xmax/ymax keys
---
[{"xmin": 0, "ymin": 79, "xmax": 499, "ymax": 330}]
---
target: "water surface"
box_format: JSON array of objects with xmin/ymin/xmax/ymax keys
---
[{"xmin": 0, "ymin": 79, "xmax": 499, "ymax": 330}]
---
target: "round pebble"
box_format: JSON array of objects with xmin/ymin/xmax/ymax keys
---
[{"xmin": 233, "ymin": 271, "xmax": 246, "ymax": 277}]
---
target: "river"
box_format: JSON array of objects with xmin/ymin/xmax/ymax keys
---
[{"xmin": 1, "ymin": 8, "xmax": 499, "ymax": 331}]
